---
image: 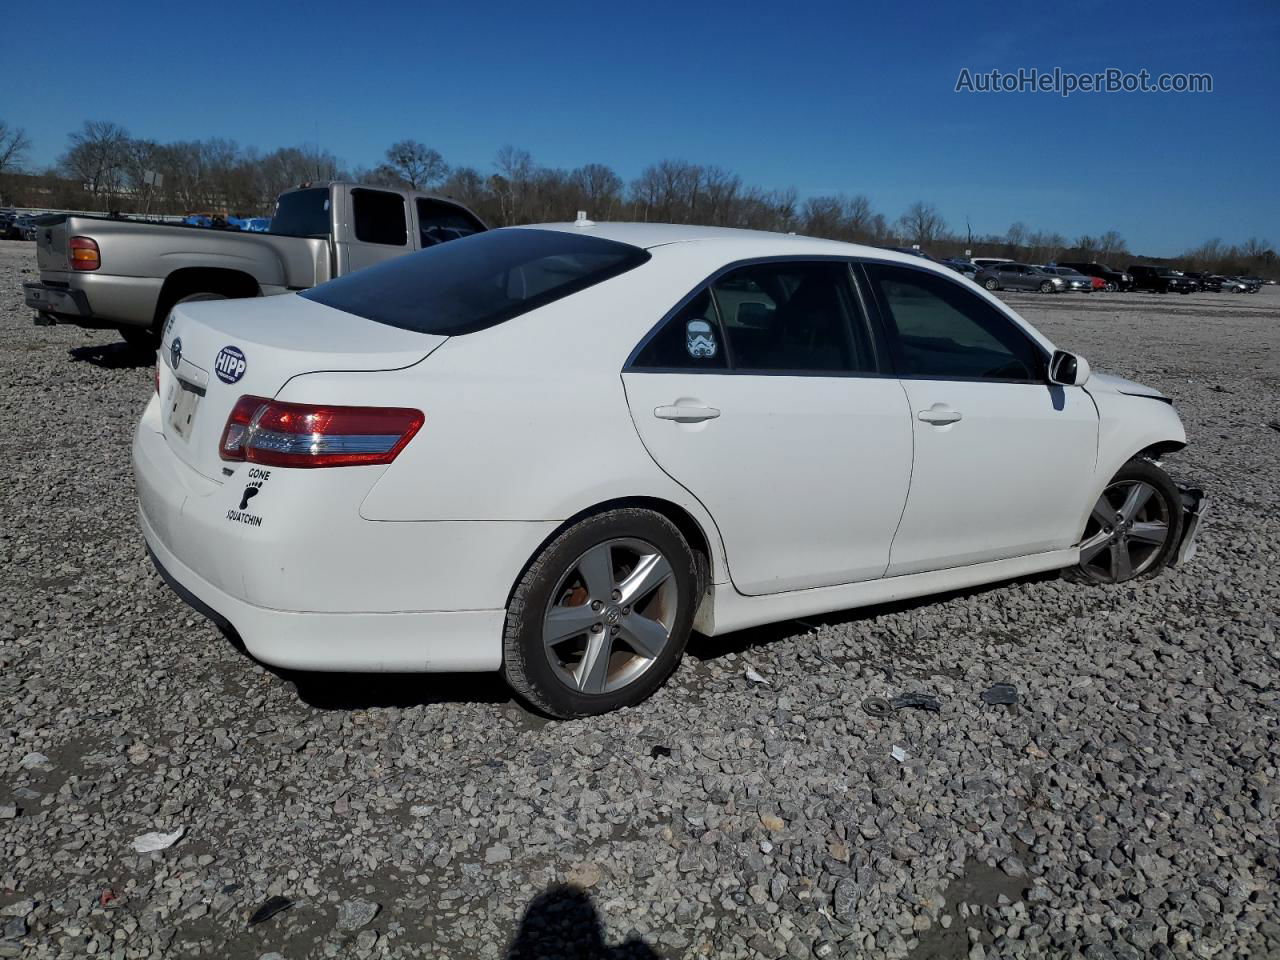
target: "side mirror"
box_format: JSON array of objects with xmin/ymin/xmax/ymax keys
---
[{"xmin": 1049, "ymin": 349, "xmax": 1091, "ymax": 386}]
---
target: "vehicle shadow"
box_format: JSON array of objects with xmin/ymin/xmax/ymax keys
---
[
  {"xmin": 68, "ymin": 342, "xmax": 154, "ymax": 369},
  {"xmin": 686, "ymin": 569, "xmax": 1061, "ymax": 663},
  {"xmin": 507, "ymin": 885, "xmax": 659, "ymax": 960}
]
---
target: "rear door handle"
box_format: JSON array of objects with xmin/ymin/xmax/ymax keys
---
[
  {"xmin": 654, "ymin": 404, "xmax": 721, "ymax": 423},
  {"xmin": 918, "ymin": 403, "xmax": 962, "ymax": 425}
]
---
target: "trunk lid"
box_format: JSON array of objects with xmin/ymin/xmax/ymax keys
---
[
  {"xmin": 35, "ymin": 215, "xmax": 71, "ymax": 273},
  {"xmin": 159, "ymin": 293, "xmax": 445, "ymax": 480}
]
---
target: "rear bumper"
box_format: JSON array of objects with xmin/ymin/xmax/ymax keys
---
[
  {"xmin": 25, "ymin": 273, "xmax": 162, "ymax": 328},
  {"xmin": 140, "ymin": 506, "xmax": 506, "ymax": 672},
  {"xmin": 132, "ymin": 399, "xmax": 554, "ymax": 672},
  {"xmin": 24, "ymin": 281, "xmax": 91, "ymax": 318}
]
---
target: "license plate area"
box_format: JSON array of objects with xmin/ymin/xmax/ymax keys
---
[{"xmin": 168, "ymin": 379, "xmax": 204, "ymax": 440}]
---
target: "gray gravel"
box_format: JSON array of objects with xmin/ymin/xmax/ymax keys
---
[{"xmin": 1, "ymin": 237, "xmax": 1277, "ymax": 959}]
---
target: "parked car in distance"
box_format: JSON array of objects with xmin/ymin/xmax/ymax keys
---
[
  {"xmin": 1217, "ymin": 276, "xmax": 1250, "ymax": 293},
  {"xmin": 1038, "ymin": 266, "xmax": 1096, "ymax": 292},
  {"xmin": 942, "ymin": 258, "xmax": 979, "ymax": 278},
  {"xmin": 4, "ymin": 214, "xmax": 39, "ymax": 240},
  {"xmin": 1182, "ymin": 271, "xmax": 1221, "ymax": 292},
  {"xmin": 1057, "ymin": 261, "xmax": 1134, "ymax": 292},
  {"xmin": 23, "ymin": 182, "xmax": 487, "ymax": 350},
  {"xmin": 976, "ymin": 262, "xmax": 1066, "ymax": 293},
  {"xmin": 134, "ymin": 224, "xmax": 1204, "ymax": 717},
  {"xmin": 970, "ymin": 257, "xmax": 1014, "ymax": 271},
  {"xmin": 1239, "ymin": 276, "xmax": 1263, "ymax": 293},
  {"xmin": 1127, "ymin": 265, "xmax": 1198, "ymax": 294}
]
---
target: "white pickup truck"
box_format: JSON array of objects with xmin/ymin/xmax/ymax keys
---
[{"xmin": 23, "ymin": 181, "xmax": 486, "ymax": 348}]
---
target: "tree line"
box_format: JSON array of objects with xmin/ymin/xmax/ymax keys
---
[{"xmin": 0, "ymin": 119, "xmax": 1275, "ymax": 277}]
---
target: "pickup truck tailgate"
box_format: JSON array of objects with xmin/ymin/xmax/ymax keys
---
[{"xmin": 35, "ymin": 216, "xmax": 70, "ymax": 273}]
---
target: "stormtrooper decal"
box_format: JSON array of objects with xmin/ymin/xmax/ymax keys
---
[{"xmin": 685, "ymin": 319, "xmax": 718, "ymax": 359}]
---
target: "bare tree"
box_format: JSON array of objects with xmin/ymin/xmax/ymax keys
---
[
  {"xmin": 384, "ymin": 140, "xmax": 447, "ymax": 190},
  {"xmin": 897, "ymin": 202, "xmax": 946, "ymax": 247},
  {"xmin": 59, "ymin": 120, "xmax": 130, "ymax": 199},
  {"xmin": 0, "ymin": 122, "xmax": 31, "ymax": 175}
]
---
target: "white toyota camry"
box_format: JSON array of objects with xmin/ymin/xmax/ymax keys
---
[{"xmin": 134, "ymin": 223, "xmax": 1204, "ymax": 717}]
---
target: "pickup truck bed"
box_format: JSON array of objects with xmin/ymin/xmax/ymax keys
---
[{"xmin": 23, "ymin": 182, "xmax": 486, "ymax": 348}]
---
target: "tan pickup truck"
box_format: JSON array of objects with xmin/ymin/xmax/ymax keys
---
[{"xmin": 23, "ymin": 182, "xmax": 486, "ymax": 348}]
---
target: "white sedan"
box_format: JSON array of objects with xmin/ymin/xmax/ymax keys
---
[{"xmin": 133, "ymin": 223, "xmax": 1204, "ymax": 717}]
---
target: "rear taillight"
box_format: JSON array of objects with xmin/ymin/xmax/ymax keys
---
[
  {"xmin": 70, "ymin": 236, "xmax": 100, "ymax": 271},
  {"xmin": 219, "ymin": 397, "xmax": 424, "ymax": 468}
]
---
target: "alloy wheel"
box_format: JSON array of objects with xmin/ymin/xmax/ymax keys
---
[
  {"xmin": 541, "ymin": 538, "xmax": 679, "ymax": 695},
  {"xmin": 1077, "ymin": 480, "xmax": 1171, "ymax": 582}
]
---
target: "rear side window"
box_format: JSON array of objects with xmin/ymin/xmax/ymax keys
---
[
  {"xmin": 416, "ymin": 198, "xmax": 485, "ymax": 247},
  {"xmin": 302, "ymin": 228, "xmax": 650, "ymax": 336},
  {"xmin": 352, "ymin": 188, "xmax": 407, "ymax": 246},
  {"xmin": 632, "ymin": 289, "xmax": 727, "ymax": 369},
  {"xmin": 269, "ymin": 188, "xmax": 331, "ymax": 238},
  {"xmin": 863, "ymin": 262, "xmax": 1045, "ymax": 381}
]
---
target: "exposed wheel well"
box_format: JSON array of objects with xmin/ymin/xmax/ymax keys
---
[
  {"xmin": 506, "ymin": 496, "xmax": 717, "ymax": 609},
  {"xmin": 153, "ymin": 268, "xmax": 261, "ymax": 327},
  {"xmin": 1135, "ymin": 440, "xmax": 1186, "ymax": 462}
]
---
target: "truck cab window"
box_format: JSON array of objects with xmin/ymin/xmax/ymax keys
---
[
  {"xmin": 352, "ymin": 189, "xmax": 408, "ymax": 246},
  {"xmin": 416, "ymin": 198, "xmax": 485, "ymax": 247}
]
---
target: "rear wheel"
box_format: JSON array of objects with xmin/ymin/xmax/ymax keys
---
[
  {"xmin": 1068, "ymin": 459, "xmax": 1182, "ymax": 584},
  {"xmin": 126, "ymin": 291, "xmax": 229, "ymax": 354},
  {"xmin": 502, "ymin": 508, "xmax": 698, "ymax": 718},
  {"xmin": 983, "ymin": 278, "xmax": 1000, "ymax": 291}
]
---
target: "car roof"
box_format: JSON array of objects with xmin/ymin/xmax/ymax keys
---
[{"xmin": 520, "ymin": 221, "xmax": 920, "ymax": 262}]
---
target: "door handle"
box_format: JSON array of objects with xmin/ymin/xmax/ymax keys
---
[
  {"xmin": 918, "ymin": 403, "xmax": 962, "ymax": 425},
  {"xmin": 654, "ymin": 404, "xmax": 720, "ymax": 423}
]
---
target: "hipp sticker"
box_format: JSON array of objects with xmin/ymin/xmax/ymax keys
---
[{"xmin": 214, "ymin": 345, "xmax": 246, "ymax": 384}]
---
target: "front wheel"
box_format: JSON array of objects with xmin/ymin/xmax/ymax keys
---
[
  {"xmin": 1039, "ymin": 280, "xmax": 1055, "ymax": 293},
  {"xmin": 1104, "ymin": 282, "xmax": 1117, "ymax": 292},
  {"xmin": 1068, "ymin": 459, "xmax": 1183, "ymax": 584},
  {"xmin": 502, "ymin": 508, "xmax": 698, "ymax": 718}
]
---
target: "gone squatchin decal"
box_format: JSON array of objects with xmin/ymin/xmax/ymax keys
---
[{"xmin": 226, "ymin": 467, "xmax": 271, "ymax": 527}]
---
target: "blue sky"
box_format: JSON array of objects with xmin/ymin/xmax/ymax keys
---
[{"xmin": 4, "ymin": 0, "xmax": 1277, "ymax": 255}]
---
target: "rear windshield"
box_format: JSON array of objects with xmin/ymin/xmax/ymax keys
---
[
  {"xmin": 302, "ymin": 228, "xmax": 651, "ymax": 336},
  {"xmin": 270, "ymin": 188, "xmax": 331, "ymax": 238}
]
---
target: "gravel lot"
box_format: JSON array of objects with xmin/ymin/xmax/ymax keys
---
[{"xmin": 1, "ymin": 237, "xmax": 1277, "ymax": 960}]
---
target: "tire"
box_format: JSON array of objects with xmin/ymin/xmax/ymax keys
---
[
  {"xmin": 1066, "ymin": 458, "xmax": 1183, "ymax": 585},
  {"xmin": 502, "ymin": 508, "xmax": 698, "ymax": 718},
  {"xmin": 129, "ymin": 291, "xmax": 229, "ymax": 354},
  {"xmin": 118, "ymin": 325, "xmax": 160, "ymax": 352},
  {"xmin": 1039, "ymin": 281, "xmax": 1054, "ymax": 294},
  {"xmin": 1104, "ymin": 282, "xmax": 1117, "ymax": 292},
  {"xmin": 983, "ymin": 278, "xmax": 1000, "ymax": 291}
]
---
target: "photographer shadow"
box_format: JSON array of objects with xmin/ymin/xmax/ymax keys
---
[{"xmin": 508, "ymin": 885, "xmax": 659, "ymax": 960}]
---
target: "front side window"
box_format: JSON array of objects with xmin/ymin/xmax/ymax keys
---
[
  {"xmin": 710, "ymin": 262, "xmax": 873, "ymax": 373},
  {"xmin": 352, "ymin": 188, "xmax": 407, "ymax": 246},
  {"xmin": 416, "ymin": 198, "xmax": 485, "ymax": 247},
  {"xmin": 303, "ymin": 228, "xmax": 650, "ymax": 336},
  {"xmin": 863, "ymin": 262, "xmax": 1045, "ymax": 382}
]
